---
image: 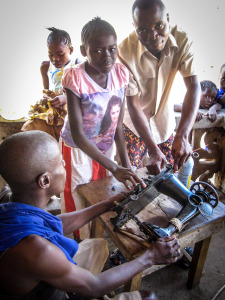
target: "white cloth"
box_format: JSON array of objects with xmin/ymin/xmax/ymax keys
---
[{"xmin": 74, "ymin": 238, "xmax": 142, "ymax": 300}]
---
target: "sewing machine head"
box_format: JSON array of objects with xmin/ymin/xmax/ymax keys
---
[{"xmin": 110, "ymin": 164, "xmax": 219, "ymax": 240}]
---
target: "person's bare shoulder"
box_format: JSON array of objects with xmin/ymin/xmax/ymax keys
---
[{"xmin": 2, "ymin": 235, "xmax": 70, "ymax": 278}]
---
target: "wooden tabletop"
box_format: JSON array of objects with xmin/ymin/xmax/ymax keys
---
[{"xmin": 77, "ymin": 169, "xmax": 225, "ymax": 260}]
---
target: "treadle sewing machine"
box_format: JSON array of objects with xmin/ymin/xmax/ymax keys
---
[{"xmin": 110, "ymin": 164, "xmax": 219, "ymax": 241}]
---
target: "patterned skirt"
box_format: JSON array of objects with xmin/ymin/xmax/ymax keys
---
[{"xmin": 123, "ymin": 124, "xmax": 174, "ymax": 169}]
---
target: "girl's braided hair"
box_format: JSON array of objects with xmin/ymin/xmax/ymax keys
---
[{"xmin": 81, "ymin": 17, "xmax": 117, "ymax": 45}]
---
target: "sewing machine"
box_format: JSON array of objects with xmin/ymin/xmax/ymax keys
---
[{"xmin": 110, "ymin": 164, "xmax": 219, "ymax": 241}]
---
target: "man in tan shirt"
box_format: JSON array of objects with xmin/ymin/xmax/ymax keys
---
[{"xmin": 118, "ymin": 0, "xmax": 200, "ymax": 174}]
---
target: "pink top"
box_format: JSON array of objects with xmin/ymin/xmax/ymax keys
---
[{"xmin": 61, "ymin": 62, "xmax": 129, "ymax": 153}]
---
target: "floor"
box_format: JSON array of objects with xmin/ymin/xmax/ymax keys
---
[{"xmin": 106, "ymin": 190, "xmax": 225, "ymax": 300}]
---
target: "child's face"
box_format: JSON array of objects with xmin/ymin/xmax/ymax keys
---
[
  {"xmin": 220, "ymin": 68, "xmax": 225, "ymax": 91},
  {"xmin": 133, "ymin": 4, "xmax": 170, "ymax": 57},
  {"xmin": 48, "ymin": 41, "xmax": 73, "ymax": 69},
  {"xmin": 82, "ymin": 34, "xmax": 117, "ymax": 74},
  {"xmin": 110, "ymin": 104, "xmax": 120, "ymax": 123},
  {"xmin": 200, "ymin": 88, "xmax": 217, "ymax": 109}
]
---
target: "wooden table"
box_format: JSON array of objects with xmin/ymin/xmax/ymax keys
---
[{"xmin": 76, "ymin": 169, "xmax": 225, "ymax": 292}]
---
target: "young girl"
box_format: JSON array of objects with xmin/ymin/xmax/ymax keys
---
[
  {"xmin": 60, "ymin": 17, "xmax": 145, "ymax": 238},
  {"xmin": 21, "ymin": 27, "xmax": 80, "ymax": 141}
]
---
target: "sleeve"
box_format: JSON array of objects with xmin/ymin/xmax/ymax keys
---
[
  {"xmin": 118, "ymin": 36, "xmax": 139, "ymax": 97},
  {"xmin": 179, "ymin": 37, "xmax": 197, "ymax": 78},
  {"xmin": 126, "ymin": 71, "xmax": 139, "ymax": 96},
  {"xmin": 62, "ymin": 67, "xmax": 81, "ymax": 98},
  {"xmin": 117, "ymin": 62, "xmax": 130, "ymax": 87}
]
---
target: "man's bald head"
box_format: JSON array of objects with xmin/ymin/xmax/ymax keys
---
[{"xmin": 0, "ymin": 131, "xmax": 60, "ymax": 187}]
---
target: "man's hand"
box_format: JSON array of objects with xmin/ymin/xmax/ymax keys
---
[
  {"xmin": 51, "ymin": 95, "xmax": 67, "ymax": 108},
  {"xmin": 143, "ymin": 148, "xmax": 167, "ymax": 175},
  {"xmin": 172, "ymin": 135, "xmax": 192, "ymax": 172},
  {"xmin": 145, "ymin": 235, "xmax": 180, "ymax": 266},
  {"xmin": 112, "ymin": 166, "xmax": 146, "ymax": 190}
]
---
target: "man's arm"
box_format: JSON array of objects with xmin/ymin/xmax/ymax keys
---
[
  {"xmin": 15, "ymin": 234, "xmax": 180, "ymax": 298},
  {"xmin": 172, "ymin": 75, "xmax": 200, "ymax": 171},
  {"xmin": 127, "ymin": 94, "xmax": 167, "ymax": 175},
  {"xmin": 58, "ymin": 193, "xmax": 127, "ymax": 236},
  {"xmin": 114, "ymin": 99, "xmax": 146, "ymax": 187}
]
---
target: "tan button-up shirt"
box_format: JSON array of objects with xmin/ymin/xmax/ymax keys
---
[{"xmin": 118, "ymin": 25, "xmax": 197, "ymax": 144}]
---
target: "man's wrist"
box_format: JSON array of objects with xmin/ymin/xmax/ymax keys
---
[{"xmin": 175, "ymin": 131, "xmax": 189, "ymax": 141}]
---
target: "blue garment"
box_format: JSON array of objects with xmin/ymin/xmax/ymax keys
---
[
  {"xmin": 0, "ymin": 202, "xmax": 78, "ymax": 264},
  {"xmin": 216, "ymin": 87, "xmax": 225, "ymax": 108}
]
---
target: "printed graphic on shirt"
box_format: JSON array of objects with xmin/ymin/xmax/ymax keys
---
[
  {"xmin": 96, "ymin": 95, "xmax": 122, "ymax": 153},
  {"xmin": 61, "ymin": 62, "xmax": 129, "ymax": 152}
]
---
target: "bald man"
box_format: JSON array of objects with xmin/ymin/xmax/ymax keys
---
[
  {"xmin": 118, "ymin": 0, "xmax": 200, "ymax": 174},
  {"xmin": 0, "ymin": 131, "xmax": 180, "ymax": 300}
]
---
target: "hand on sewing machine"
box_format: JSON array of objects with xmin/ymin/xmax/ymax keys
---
[
  {"xmin": 112, "ymin": 165, "xmax": 146, "ymax": 190},
  {"xmin": 172, "ymin": 135, "xmax": 192, "ymax": 172},
  {"xmin": 142, "ymin": 148, "xmax": 167, "ymax": 175},
  {"xmin": 143, "ymin": 235, "xmax": 180, "ymax": 266}
]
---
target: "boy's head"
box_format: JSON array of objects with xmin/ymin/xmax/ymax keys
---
[
  {"xmin": 219, "ymin": 64, "xmax": 225, "ymax": 91},
  {"xmin": 47, "ymin": 27, "xmax": 73, "ymax": 68},
  {"xmin": 0, "ymin": 131, "xmax": 66, "ymax": 198},
  {"xmin": 80, "ymin": 17, "xmax": 117, "ymax": 74},
  {"xmin": 132, "ymin": 0, "xmax": 170, "ymax": 58},
  {"xmin": 200, "ymin": 80, "xmax": 217, "ymax": 109}
]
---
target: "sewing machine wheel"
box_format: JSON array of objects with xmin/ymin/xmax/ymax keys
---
[{"xmin": 190, "ymin": 182, "xmax": 219, "ymax": 208}]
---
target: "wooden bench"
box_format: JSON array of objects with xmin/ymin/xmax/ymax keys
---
[{"xmin": 76, "ymin": 168, "xmax": 225, "ymax": 292}]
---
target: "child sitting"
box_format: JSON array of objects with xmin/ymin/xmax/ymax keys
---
[
  {"xmin": 21, "ymin": 27, "xmax": 80, "ymax": 141},
  {"xmin": 174, "ymin": 80, "xmax": 220, "ymax": 122},
  {"xmin": 209, "ymin": 63, "xmax": 225, "ymax": 114},
  {"xmin": 60, "ymin": 17, "xmax": 145, "ymax": 238}
]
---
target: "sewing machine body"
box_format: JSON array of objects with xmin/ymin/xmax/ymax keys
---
[{"xmin": 110, "ymin": 164, "xmax": 219, "ymax": 241}]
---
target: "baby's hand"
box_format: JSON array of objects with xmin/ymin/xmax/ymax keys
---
[
  {"xmin": 51, "ymin": 95, "xmax": 67, "ymax": 108},
  {"xmin": 195, "ymin": 112, "xmax": 203, "ymax": 122},
  {"xmin": 112, "ymin": 166, "xmax": 146, "ymax": 190}
]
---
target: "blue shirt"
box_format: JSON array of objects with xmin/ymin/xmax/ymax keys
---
[
  {"xmin": 0, "ymin": 202, "xmax": 78, "ymax": 264},
  {"xmin": 216, "ymin": 87, "xmax": 225, "ymax": 108}
]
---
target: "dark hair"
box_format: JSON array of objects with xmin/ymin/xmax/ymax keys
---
[
  {"xmin": 81, "ymin": 16, "xmax": 117, "ymax": 45},
  {"xmin": 99, "ymin": 96, "xmax": 122, "ymax": 134},
  {"xmin": 200, "ymin": 80, "xmax": 217, "ymax": 93},
  {"xmin": 132, "ymin": 0, "xmax": 165, "ymax": 16},
  {"xmin": 47, "ymin": 27, "xmax": 72, "ymax": 47}
]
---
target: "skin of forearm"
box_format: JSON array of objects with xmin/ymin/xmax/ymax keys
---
[
  {"xmin": 210, "ymin": 103, "xmax": 222, "ymax": 111},
  {"xmin": 58, "ymin": 198, "xmax": 116, "ymax": 235},
  {"xmin": 176, "ymin": 80, "xmax": 200, "ymax": 139},
  {"xmin": 114, "ymin": 126, "xmax": 131, "ymax": 168},
  {"xmin": 82, "ymin": 254, "xmax": 151, "ymax": 298}
]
